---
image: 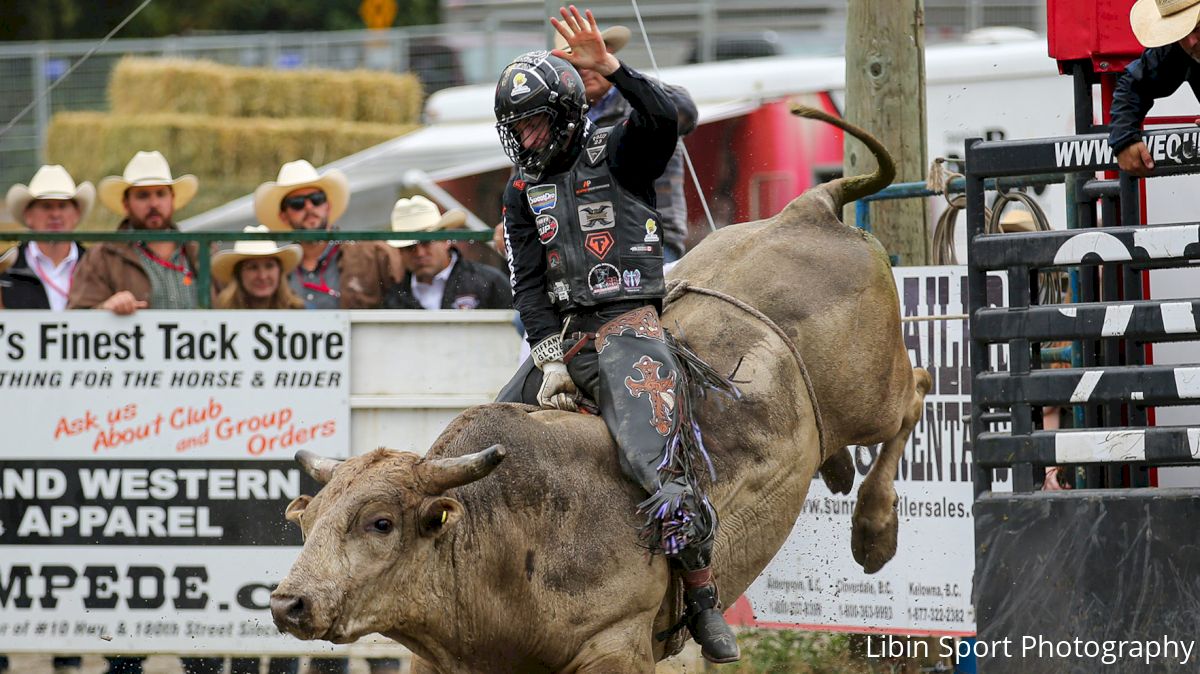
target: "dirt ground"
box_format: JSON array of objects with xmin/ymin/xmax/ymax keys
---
[{"xmin": 5, "ymin": 645, "xmax": 710, "ymax": 673}]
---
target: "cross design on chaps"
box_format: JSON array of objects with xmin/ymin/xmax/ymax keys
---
[{"xmin": 625, "ymin": 355, "xmax": 677, "ymax": 436}]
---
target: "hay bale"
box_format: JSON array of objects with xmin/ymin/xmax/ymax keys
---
[
  {"xmin": 108, "ymin": 57, "xmax": 424, "ymax": 125},
  {"xmin": 354, "ymin": 70, "xmax": 425, "ymax": 125},
  {"xmin": 46, "ymin": 111, "xmax": 418, "ymax": 228},
  {"xmin": 109, "ymin": 57, "xmax": 234, "ymax": 117}
]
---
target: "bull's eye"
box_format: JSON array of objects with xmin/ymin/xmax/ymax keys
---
[{"xmin": 372, "ymin": 518, "xmax": 393, "ymax": 534}]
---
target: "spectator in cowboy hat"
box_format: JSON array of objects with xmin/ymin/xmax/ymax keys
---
[
  {"xmin": 556, "ymin": 23, "xmax": 698, "ymax": 262},
  {"xmin": 0, "ymin": 165, "xmax": 93, "ymax": 311},
  {"xmin": 255, "ymin": 159, "xmax": 398, "ymax": 309},
  {"xmin": 383, "ymin": 195, "xmax": 511, "ymax": 310},
  {"xmin": 213, "ymin": 225, "xmax": 304, "ymax": 310},
  {"xmin": 68, "ymin": 150, "xmax": 204, "ymax": 313},
  {"xmin": 1111, "ymin": 0, "xmax": 1200, "ymax": 176}
]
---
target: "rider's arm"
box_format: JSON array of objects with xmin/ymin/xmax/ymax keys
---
[
  {"xmin": 606, "ymin": 62, "xmax": 679, "ymax": 194},
  {"xmin": 1110, "ymin": 45, "xmax": 1193, "ymax": 154},
  {"xmin": 502, "ymin": 178, "xmax": 562, "ymax": 346}
]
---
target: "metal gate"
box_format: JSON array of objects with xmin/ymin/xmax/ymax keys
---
[{"xmin": 965, "ymin": 116, "xmax": 1200, "ymax": 671}]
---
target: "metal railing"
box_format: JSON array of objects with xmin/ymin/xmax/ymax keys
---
[{"xmin": 7, "ymin": 229, "xmax": 494, "ymax": 309}]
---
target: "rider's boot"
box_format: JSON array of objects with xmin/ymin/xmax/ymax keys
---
[{"xmin": 682, "ymin": 567, "xmax": 741, "ymax": 663}]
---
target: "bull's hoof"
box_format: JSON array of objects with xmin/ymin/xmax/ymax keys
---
[
  {"xmin": 851, "ymin": 492, "xmax": 898, "ymax": 574},
  {"xmin": 818, "ymin": 448, "xmax": 855, "ymax": 495}
]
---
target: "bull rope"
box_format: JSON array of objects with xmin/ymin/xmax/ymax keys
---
[{"xmin": 663, "ymin": 279, "xmax": 828, "ymax": 457}]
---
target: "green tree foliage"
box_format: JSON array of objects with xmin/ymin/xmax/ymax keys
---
[{"xmin": 0, "ymin": 0, "xmax": 441, "ymax": 41}]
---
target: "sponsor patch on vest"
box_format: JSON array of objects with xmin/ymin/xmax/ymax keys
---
[
  {"xmin": 575, "ymin": 179, "xmax": 611, "ymax": 195},
  {"xmin": 552, "ymin": 280, "xmax": 570, "ymax": 301},
  {"xmin": 527, "ymin": 184, "xmax": 558, "ymax": 214},
  {"xmin": 622, "ymin": 269, "xmax": 643, "ymax": 292},
  {"xmin": 547, "ymin": 249, "xmax": 562, "ymax": 269},
  {"xmin": 510, "ymin": 71, "xmax": 531, "ymax": 99},
  {"xmin": 513, "ymin": 179, "xmax": 526, "ymax": 190},
  {"xmin": 578, "ymin": 201, "xmax": 615, "ymax": 231},
  {"xmin": 588, "ymin": 263, "xmax": 621, "ymax": 297},
  {"xmin": 586, "ymin": 129, "xmax": 610, "ymax": 164},
  {"xmin": 643, "ymin": 217, "xmax": 661, "ymax": 242},
  {"xmin": 584, "ymin": 231, "xmax": 615, "ymax": 259},
  {"xmin": 628, "ymin": 243, "xmax": 656, "ymax": 254},
  {"xmin": 452, "ymin": 295, "xmax": 480, "ymax": 310},
  {"xmin": 536, "ymin": 214, "xmax": 559, "ymax": 244}
]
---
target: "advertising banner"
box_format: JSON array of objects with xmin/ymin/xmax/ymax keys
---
[
  {"xmin": 0, "ymin": 311, "xmax": 356, "ymax": 654},
  {"xmin": 742, "ymin": 266, "xmax": 1010, "ymax": 636}
]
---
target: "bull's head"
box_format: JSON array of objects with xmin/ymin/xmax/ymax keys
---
[{"xmin": 270, "ymin": 445, "xmax": 506, "ymax": 644}]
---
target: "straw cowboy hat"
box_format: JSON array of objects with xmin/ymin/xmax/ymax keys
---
[
  {"xmin": 388, "ymin": 195, "xmax": 468, "ymax": 248},
  {"xmin": 211, "ymin": 225, "xmax": 303, "ymax": 285},
  {"xmin": 98, "ymin": 151, "xmax": 198, "ymax": 215},
  {"xmin": 0, "ymin": 246, "xmax": 17, "ymax": 275},
  {"xmin": 999, "ymin": 209, "xmax": 1036, "ymax": 233},
  {"xmin": 253, "ymin": 160, "xmax": 350, "ymax": 231},
  {"xmin": 554, "ymin": 24, "xmax": 632, "ymax": 54},
  {"xmin": 6, "ymin": 164, "xmax": 95, "ymax": 224},
  {"xmin": 1131, "ymin": 0, "xmax": 1200, "ymax": 47}
]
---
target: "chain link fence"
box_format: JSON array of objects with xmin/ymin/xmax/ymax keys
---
[{"xmin": 0, "ymin": 0, "xmax": 1046, "ymax": 193}]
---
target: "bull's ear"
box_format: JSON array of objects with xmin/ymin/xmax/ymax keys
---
[
  {"xmin": 285, "ymin": 495, "xmax": 313, "ymax": 525},
  {"xmin": 418, "ymin": 497, "xmax": 463, "ymax": 538}
]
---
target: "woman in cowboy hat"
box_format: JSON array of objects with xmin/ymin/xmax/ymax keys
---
[
  {"xmin": 1112, "ymin": 0, "xmax": 1200, "ymax": 176},
  {"xmin": 0, "ymin": 165, "xmax": 94, "ymax": 311},
  {"xmin": 213, "ymin": 226, "xmax": 304, "ymax": 310}
]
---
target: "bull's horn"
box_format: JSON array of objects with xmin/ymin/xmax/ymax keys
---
[
  {"xmin": 420, "ymin": 444, "xmax": 507, "ymax": 494},
  {"xmin": 295, "ymin": 450, "xmax": 343, "ymax": 484}
]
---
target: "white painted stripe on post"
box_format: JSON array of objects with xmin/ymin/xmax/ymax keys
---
[
  {"xmin": 1069, "ymin": 371, "xmax": 1104, "ymax": 402},
  {"xmin": 1160, "ymin": 302, "xmax": 1197, "ymax": 334},
  {"xmin": 1188, "ymin": 428, "xmax": 1200, "ymax": 459},
  {"xmin": 1053, "ymin": 232, "xmax": 1132, "ymax": 264},
  {"xmin": 1055, "ymin": 430, "xmax": 1146, "ymax": 463},
  {"xmin": 1132, "ymin": 391, "xmax": 1145, "ymax": 400},
  {"xmin": 1058, "ymin": 307, "xmax": 1078, "ymax": 318},
  {"xmin": 1133, "ymin": 224, "xmax": 1200, "ymax": 259},
  {"xmin": 1174, "ymin": 367, "xmax": 1200, "ymax": 398},
  {"xmin": 1100, "ymin": 304, "xmax": 1134, "ymax": 337}
]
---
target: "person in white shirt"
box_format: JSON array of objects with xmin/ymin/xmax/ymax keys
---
[
  {"xmin": 383, "ymin": 196, "xmax": 512, "ymax": 311},
  {"xmin": 1, "ymin": 165, "xmax": 94, "ymax": 311}
]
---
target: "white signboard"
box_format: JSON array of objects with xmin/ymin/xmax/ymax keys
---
[
  {"xmin": 0, "ymin": 311, "xmax": 357, "ymax": 654},
  {"xmin": 742, "ymin": 266, "xmax": 1010, "ymax": 636}
]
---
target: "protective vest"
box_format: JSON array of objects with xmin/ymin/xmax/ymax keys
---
[{"xmin": 524, "ymin": 126, "xmax": 666, "ymax": 313}]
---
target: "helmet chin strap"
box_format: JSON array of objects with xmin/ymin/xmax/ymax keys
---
[{"xmin": 629, "ymin": 0, "xmax": 718, "ymax": 234}]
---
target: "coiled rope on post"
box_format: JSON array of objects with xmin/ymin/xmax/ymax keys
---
[{"xmin": 927, "ymin": 157, "xmax": 1065, "ymax": 305}]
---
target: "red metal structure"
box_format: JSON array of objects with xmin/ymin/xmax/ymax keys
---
[{"xmin": 1047, "ymin": 0, "xmax": 1142, "ymax": 74}]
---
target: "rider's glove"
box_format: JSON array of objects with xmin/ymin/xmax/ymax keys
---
[{"xmin": 532, "ymin": 335, "xmax": 578, "ymax": 412}]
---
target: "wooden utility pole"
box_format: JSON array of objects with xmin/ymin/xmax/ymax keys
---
[{"xmin": 844, "ymin": 0, "xmax": 930, "ymax": 265}]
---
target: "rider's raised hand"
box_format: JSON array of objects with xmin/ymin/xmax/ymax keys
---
[{"xmin": 550, "ymin": 6, "xmax": 619, "ymax": 76}]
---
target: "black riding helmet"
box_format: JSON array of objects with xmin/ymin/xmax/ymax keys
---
[{"xmin": 494, "ymin": 51, "xmax": 588, "ymax": 181}]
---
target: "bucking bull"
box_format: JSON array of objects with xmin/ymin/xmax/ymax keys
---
[{"xmin": 271, "ymin": 106, "xmax": 932, "ymax": 673}]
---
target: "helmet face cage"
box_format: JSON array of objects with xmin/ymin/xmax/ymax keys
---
[
  {"xmin": 495, "ymin": 52, "xmax": 587, "ymax": 179},
  {"xmin": 496, "ymin": 107, "xmax": 562, "ymax": 180}
]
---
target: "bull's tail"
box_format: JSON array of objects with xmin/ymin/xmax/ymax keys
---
[{"xmin": 790, "ymin": 104, "xmax": 896, "ymax": 210}]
